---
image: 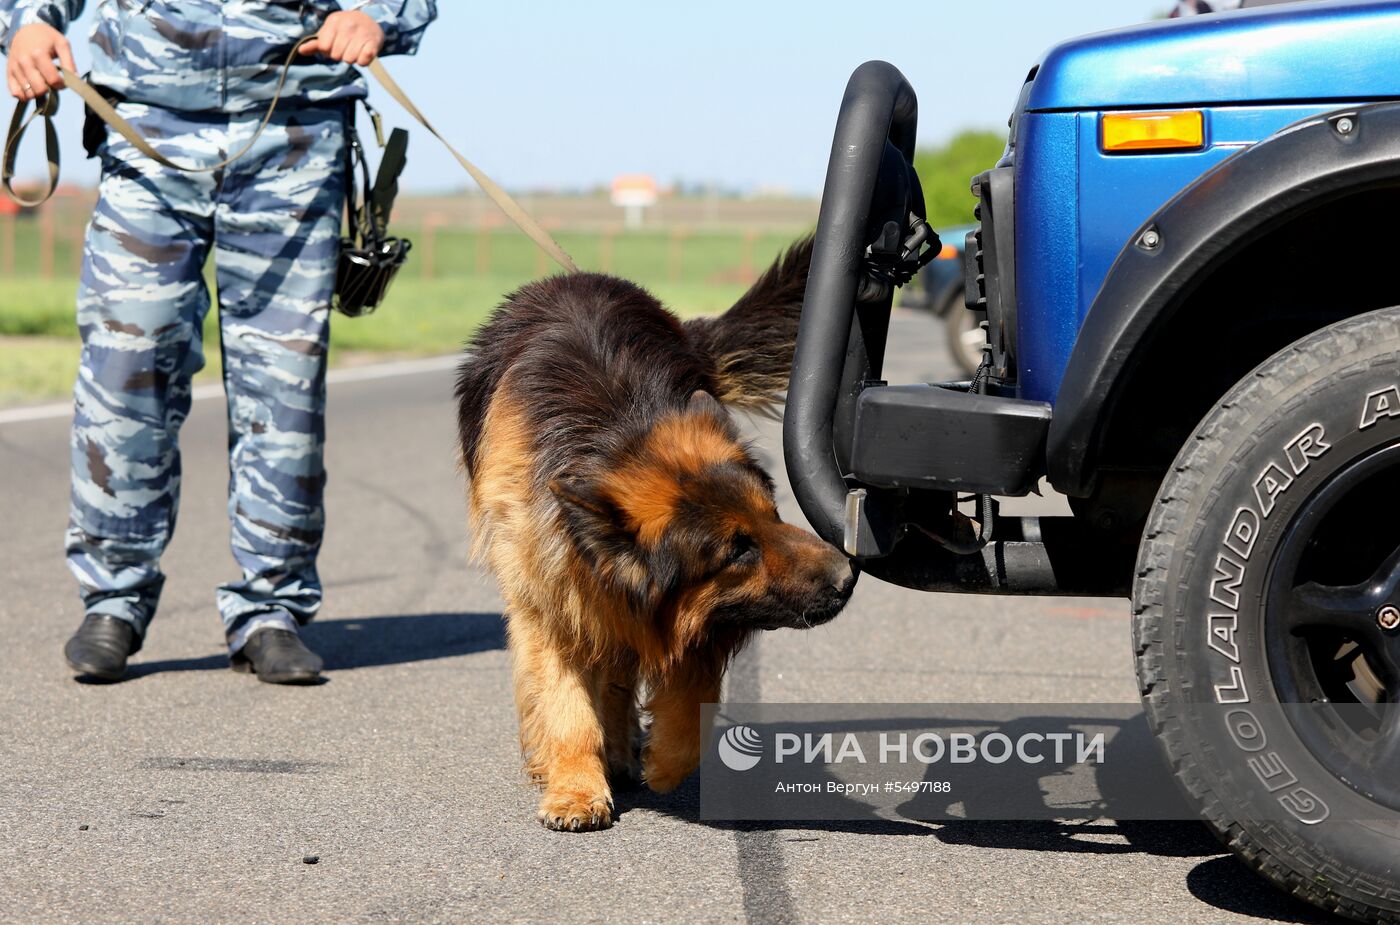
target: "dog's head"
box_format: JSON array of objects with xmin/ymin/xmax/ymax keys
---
[{"xmin": 550, "ymin": 391, "xmax": 855, "ymax": 640}]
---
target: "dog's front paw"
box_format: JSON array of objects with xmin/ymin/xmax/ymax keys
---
[{"xmin": 537, "ymin": 789, "xmax": 614, "ymax": 832}]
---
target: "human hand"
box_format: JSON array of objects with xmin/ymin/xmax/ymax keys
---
[
  {"xmin": 298, "ymin": 11, "xmax": 384, "ymax": 66},
  {"xmin": 5, "ymin": 22, "xmax": 75, "ymax": 101}
]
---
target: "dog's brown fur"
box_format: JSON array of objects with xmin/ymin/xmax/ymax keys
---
[{"xmin": 456, "ymin": 238, "xmax": 853, "ymax": 830}]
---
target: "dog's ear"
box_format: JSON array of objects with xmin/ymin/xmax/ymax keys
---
[
  {"xmin": 550, "ymin": 475, "xmax": 656, "ymax": 603},
  {"xmin": 550, "ymin": 474, "xmax": 619, "ymax": 521},
  {"xmin": 550, "ymin": 474, "xmax": 636, "ymax": 557},
  {"xmin": 687, "ymin": 389, "xmax": 726, "ymax": 420}
]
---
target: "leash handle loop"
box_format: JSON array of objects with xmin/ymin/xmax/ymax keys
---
[
  {"xmin": 3, "ymin": 86, "xmax": 60, "ymax": 207},
  {"xmin": 5, "ymin": 35, "xmax": 318, "ymax": 207}
]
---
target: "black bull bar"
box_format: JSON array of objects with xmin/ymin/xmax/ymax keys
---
[{"xmin": 782, "ymin": 61, "xmax": 1130, "ymax": 599}]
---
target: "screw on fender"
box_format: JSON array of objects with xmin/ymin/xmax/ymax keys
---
[
  {"xmin": 1335, "ymin": 116, "xmax": 1355, "ymax": 136},
  {"xmin": 1378, "ymin": 605, "xmax": 1400, "ymax": 631},
  {"xmin": 1138, "ymin": 228, "xmax": 1161, "ymax": 251}
]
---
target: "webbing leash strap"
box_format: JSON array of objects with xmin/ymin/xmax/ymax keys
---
[
  {"xmin": 2, "ymin": 34, "xmax": 579, "ymax": 273},
  {"xmin": 363, "ymin": 58, "xmax": 577, "ymax": 273}
]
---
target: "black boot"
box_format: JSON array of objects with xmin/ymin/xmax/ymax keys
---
[
  {"xmin": 231, "ymin": 628, "xmax": 323, "ymax": 685},
  {"xmin": 64, "ymin": 614, "xmax": 138, "ymax": 682}
]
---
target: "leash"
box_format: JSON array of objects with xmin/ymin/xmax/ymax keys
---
[{"xmin": 2, "ymin": 34, "xmax": 578, "ymax": 273}]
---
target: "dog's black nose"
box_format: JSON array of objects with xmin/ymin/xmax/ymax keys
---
[{"xmin": 801, "ymin": 581, "xmax": 854, "ymax": 628}]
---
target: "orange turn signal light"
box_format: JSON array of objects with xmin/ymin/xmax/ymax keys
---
[
  {"xmin": 936, "ymin": 242, "xmax": 958, "ymax": 260},
  {"xmin": 1101, "ymin": 110, "xmax": 1204, "ymax": 153}
]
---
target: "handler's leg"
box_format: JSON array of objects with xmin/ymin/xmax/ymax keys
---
[
  {"xmin": 64, "ymin": 105, "xmax": 217, "ymax": 677},
  {"xmin": 213, "ymin": 107, "xmax": 345, "ymax": 674}
]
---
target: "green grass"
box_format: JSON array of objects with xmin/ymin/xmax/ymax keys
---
[
  {"xmin": 0, "ymin": 332, "xmax": 226, "ymax": 408},
  {"xmin": 329, "ymin": 275, "xmax": 749, "ymax": 355},
  {"xmin": 0, "ymin": 278, "xmax": 84, "ymax": 337},
  {"xmin": 915, "ymin": 130, "xmax": 1008, "ymax": 228},
  {"xmin": 0, "ymin": 227, "xmax": 794, "ymax": 404},
  {"xmin": 0, "ymin": 338, "xmax": 83, "ymax": 406},
  {"xmin": 411, "ymin": 228, "xmax": 797, "ymax": 285},
  {"xmin": 0, "ymin": 337, "xmax": 230, "ymax": 407}
]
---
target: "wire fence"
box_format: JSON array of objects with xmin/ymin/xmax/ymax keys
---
[
  {"xmin": 0, "ymin": 202, "xmax": 809, "ymax": 290},
  {"xmin": 414, "ymin": 220, "xmax": 794, "ymax": 286},
  {"xmin": 0, "ymin": 209, "xmax": 89, "ymax": 278}
]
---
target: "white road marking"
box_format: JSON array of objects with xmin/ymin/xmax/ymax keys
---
[{"xmin": 0, "ymin": 353, "xmax": 463, "ymax": 427}]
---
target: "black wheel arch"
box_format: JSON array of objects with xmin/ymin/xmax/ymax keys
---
[{"xmin": 1047, "ymin": 100, "xmax": 1400, "ymax": 499}]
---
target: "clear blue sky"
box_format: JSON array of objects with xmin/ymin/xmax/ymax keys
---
[{"xmin": 19, "ymin": 0, "xmax": 1165, "ymax": 193}]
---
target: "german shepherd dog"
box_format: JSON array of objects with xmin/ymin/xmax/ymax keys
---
[{"xmin": 455, "ymin": 237, "xmax": 854, "ymax": 830}]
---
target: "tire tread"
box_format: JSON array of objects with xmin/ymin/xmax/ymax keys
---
[{"xmin": 1133, "ymin": 310, "xmax": 1400, "ymax": 925}]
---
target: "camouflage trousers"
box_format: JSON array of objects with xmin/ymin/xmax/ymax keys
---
[{"xmin": 66, "ymin": 102, "xmax": 347, "ymax": 654}]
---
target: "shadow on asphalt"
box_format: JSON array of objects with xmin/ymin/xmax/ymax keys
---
[
  {"xmin": 102, "ymin": 612, "xmax": 506, "ymax": 681},
  {"xmin": 630, "ymin": 778, "xmax": 1336, "ymax": 924},
  {"xmin": 121, "ymin": 654, "xmax": 230, "ymax": 680},
  {"xmin": 627, "ymin": 772, "xmax": 935, "ymax": 839},
  {"xmin": 930, "ymin": 818, "xmax": 1218, "ymax": 856},
  {"xmin": 1187, "ymin": 855, "xmax": 1341, "ymax": 924},
  {"xmin": 625, "ymin": 774, "xmax": 936, "ymax": 837},
  {"xmin": 304, "ymin": 611, "xmax": 506, "ymax": 670}
]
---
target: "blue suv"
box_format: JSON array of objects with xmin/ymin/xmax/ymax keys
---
[{"xmin": 785, "ymin": 3, "xmax": 1400, "ymax": 920}]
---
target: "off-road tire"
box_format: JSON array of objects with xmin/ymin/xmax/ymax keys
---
[{"xmin": 1134, "ymin": 308, "xmax": 1400, "ymax": 924}]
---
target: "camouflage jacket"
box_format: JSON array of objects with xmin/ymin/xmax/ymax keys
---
[{"xmin": 0, "ymin": 1, "xmax": 437, "ymax": 112}]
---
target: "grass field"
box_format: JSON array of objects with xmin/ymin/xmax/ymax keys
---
[{"xmin": 0, "ymin": 223, "xmax": 802, "ymax": 405}]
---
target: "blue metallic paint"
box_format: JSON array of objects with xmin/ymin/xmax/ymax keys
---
[
  {"xmin": 1016, "ymin": 103, "xmax": 1366, "ymax": 403},
  {"xmin": 1013, "ymin": 112, "xmax": 1079, "ymax": 403},
  {"xmin": 1012, "ymin": 0, "xmax": 1400, "ymax": 402},
  {"xmin": 1075, "ymin": 104, "xmax": 1361, "ymax": 323},
  {"xmin": 1027, "ymin": 0, "xmax": 1400, "ymax": 112}
]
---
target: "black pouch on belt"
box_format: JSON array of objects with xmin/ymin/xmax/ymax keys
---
[
  {"xmin": 81, "ymin": 78, "xmax": 125, "ymax": 159},
  {"xmin": 334, "ymin": 104, "xmax": 412, "ymax": 318}
]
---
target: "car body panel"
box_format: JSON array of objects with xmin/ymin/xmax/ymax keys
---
[
  {"xmin": 1026, "ymin": 0, "xmax": 1400, "ymax": 113},
  {"xmin": 1015, "ymin": 101, "xmax": 1371, "ymax": 402},
  {"xmin": 1047, "ymin": 99, "xmax": 1400, "ymax": 495},
  {"xmin": 1011, "ymin": 1, "xmax": 1400, "ymax": 401}
]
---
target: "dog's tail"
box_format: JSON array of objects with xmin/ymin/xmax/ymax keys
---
[{"xmin": 684, "ymin": 234, "xmax": 814, "ymax": 414}]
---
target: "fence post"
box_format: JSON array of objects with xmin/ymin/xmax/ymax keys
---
[
  {"xmin": 73, "ymin": 216, "xmax": 86, "ymax": 274},
  {"xmin": 0, "ymin": 213, "xmax": 13, "ymax": 277},
  {"xmin": 599, "ymin": 227, "xmax": 615, "ymax": 274},
  {"xmin": 668, "ymin": 227, "xmax": 688, "ymax": 283},
  {"xmin": 475, "ymin": 216, "xmax": 496, "ymax": 276},
  {"xmin": 740, "ymin": 229, "xmax": 758, "ymax": 284},
  {"xmin": 534, "ymin": 217, "xmax": 562, "ymax": 277},
  {"xmin": 421, "ymin": 212, "xmax": 444, "ymax": 279},
  {"xmin": 422, "ymin": 221, "xmax": 434, "ymax": 279},
  {"xmin": 39, "ymin": 205, "xmax": 54, "ymax": 279}
]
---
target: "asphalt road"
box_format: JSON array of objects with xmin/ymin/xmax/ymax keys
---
[{"xmin": 0, "ymin": 309, "xmax": 1340, "ymax": 925}]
